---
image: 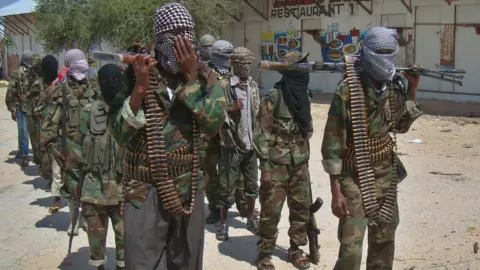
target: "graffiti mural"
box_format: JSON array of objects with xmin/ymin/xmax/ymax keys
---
[
  {"xmin": 305, "ymin": 23, "xmax": 368, "ymax": 62},
  {"xmin": 261, "ymin": 29, "xmax": 302, "ymax": 61}
]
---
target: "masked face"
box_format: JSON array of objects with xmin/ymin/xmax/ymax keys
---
[
  {"xmin": 199, "ymin": 45, "xmax": 212, "ymax": 62},
  {"xmin": 232, "ymin": 61, "xmax": 252, "ymax": 80}
]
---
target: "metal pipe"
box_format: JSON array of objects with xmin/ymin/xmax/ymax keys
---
[{"xmin": 418, "ymin": 89, "xmax": 480, "ymax": 97}]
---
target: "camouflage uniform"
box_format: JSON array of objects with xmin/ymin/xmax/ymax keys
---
[
  {"xmin": 63, "ymin": 100, "xmax": 124, "ymax": 269},
  {"xmin": 321, "ymin": 73, "xmax": 423, "ymax": 269},
  {"xmin": 6, "ymin": 54, "xmax": 43, "ymax": 165},
  {"xmin": 5, "ymin": 66, "xmax": 31, "ymax": 161},
  {"xmin": 216, "ymin": 71, "xmax": 260, "ymax": 239},
  {"xmin": 109, "ymin": 68, "xmax": 226, "ymax": 270},
  {"xmin": 40, "ymin": 77, "xmax": 96, "ymax": 230},
  {"xmin": 254, "ymin": 52, "xmax": 314, "ymax": 268},
  {"xmin": 198, "ymin": 65, "xmax": 223, "ymax": 221}
]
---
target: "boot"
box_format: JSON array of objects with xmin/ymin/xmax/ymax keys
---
[
  {"xmin": 21, "ymin": 157, "xmax": 29, "ymax": 167},
  {"xmin": 96, "ymin": 266, "xmax": 105, "ymax": 270},
  {"xmin": 245, "ymin": 197, "xmax": 259, "ymax": 234},
  {"xmin": 206, "ymin": 208, "xmax": 221, "ymax": 224},
  {"xmin": 216, "ymin": 224, "xmax": 229, "ymax": 241}
]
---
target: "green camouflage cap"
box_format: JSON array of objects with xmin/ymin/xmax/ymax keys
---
[
  {"xmin": 32, "ymin": 54, "xmax": 42, "ymax": 68},
  {"xmin": 278, "ymin": 51, "xmax": 309, "ymax": 64}
]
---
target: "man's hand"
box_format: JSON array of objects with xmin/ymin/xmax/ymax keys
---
[
  {"xmin": 130, "ymin": 54, "xmax": 157, "ymax": 114},
  {"xmin": 403, "ymin": 64, "xmax": 422, "ymax": 100},
  {"xmin": 11, "ymin": 111, "xmax": 17, "ymax": 122},
  {"xmin": 51, "ymin": 149, "xmax": 65, "ymax": 166},
  {"xmin": 260, "ymin": 171, "xmax": 273, "ymax": 189},
  {"xmin": 228, "ymin": 100, "xmax": 244, "ymax": 113},
  {"xmin": 173, "ymin": 35, "xmax": 198, "ymax": 84},
  {"xmin": 331, "ymin": 192, "xmax": 350, "ymax": 218}
]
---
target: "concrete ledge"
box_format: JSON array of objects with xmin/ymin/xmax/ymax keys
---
[{"xmin": 311, "ymin": 92, "xmax": 480, "ymax": 118}]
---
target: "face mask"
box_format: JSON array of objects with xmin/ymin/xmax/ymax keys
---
[{"xmin": 232, "ymin": 62, "xmax": 252, "ymax": 79}]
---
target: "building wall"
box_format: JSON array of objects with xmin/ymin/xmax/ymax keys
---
[{"xmin": 223, "ymin": 0, "xmax": 480, "ymax": 102}]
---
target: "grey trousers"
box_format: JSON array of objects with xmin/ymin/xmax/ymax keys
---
[{"xmin": 124, "ymin": 188, "xmax": 205, "ymax": 270}]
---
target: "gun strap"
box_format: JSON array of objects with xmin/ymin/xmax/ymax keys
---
[
  {"xmin": 144, "ymin": 67, "xmax": 199, "ymax": 216},
  {"xmin": 345, "ymin": 55, "xmax": 397, "ymax": 223}
]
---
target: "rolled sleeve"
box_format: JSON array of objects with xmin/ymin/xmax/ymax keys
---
[
  {"xmin": 321, "ymin": 159, "xmax": 343, "ymax": 175},
  {"xmin": 121, "ymin": 97, "xmax": 146, "ymax": 129}
]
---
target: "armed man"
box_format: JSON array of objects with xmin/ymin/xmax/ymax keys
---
[
  {"xmin": 198, "ymin": 34, "xmax": 215, "ymax": 64},
  {"xmin": 321, "ymin": 27, "xmax": 423, "ymax": 270},
  {"xmin": 216, "ymin": 47, "xmax": 260, "ymax": 241},
  {"xmin": 62, "ymin": 63, "xmax": 125, "ymax": 270},
  {"xmin": 40, "ymin": 48, "xmax": 95, "ymax": 233},
  {"xmin": 254, "ymin": 51, "xmax": 315, "ymax": 270},
  {"xmin": 200, "ymin": 39, "xmax": 231, "ymax": 224},
  {"xmin": 34, "ymin": 55, "xmax": 59, "ymax": 182},
  {"xmin": 5, "ymin": 52, "xmax": 43, "ymax": 167},
  {"xmin": 106, "ymin": 3, "xmax": 226, "ymax": 269}
]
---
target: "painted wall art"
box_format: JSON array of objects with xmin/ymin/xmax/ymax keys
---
[
  {"xmin": 305, "ymin": 23, "xmax": 368, "ymax": 62},
  {"xmin": 261, "ymin": 29, "xmax": 303, "ymax": 61}
]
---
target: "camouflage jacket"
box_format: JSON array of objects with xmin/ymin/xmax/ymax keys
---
[
  {"xmin": 219, "ymin": 75, "xmax": 260, "ymax": 150},
  {"xmin": 63, "ymin": 100, "xmax": 123, "ymax": 205},
  {"xmin": 40, "ymin": 79, "xmax": 97, "ymax": 155},
  {"xmin": 321, "ymin": 74, "xmax": 423, "ymax": 177},
  {"xmin": 253, "ymin": 87, "xmax": 313, "ymax": 172},
  {"xmin": 5, "ymin": 67, "xmax": 37, "ymax": 113},
  {"xmin": 198, "ymin": 67, "xmax": 226, "ymax": 157},
  {"xmin": 32, "ymin": 79, "xmax": 52, "ymax": 118},
  {"xmin": 109, "ymin": 79, "xmax": 227, "ymax": 208}
]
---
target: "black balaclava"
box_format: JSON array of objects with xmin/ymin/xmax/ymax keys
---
[
  {"xmin": 41, "ymin": 55, "xmax": 59, "ymax": 86},
  {"xmin": 274, "ymin": 57, "xmax": 311, "ymax": 137},
  {"xmin": 98, "ymin": 63, "xmax": 127, "ymax": 108}
]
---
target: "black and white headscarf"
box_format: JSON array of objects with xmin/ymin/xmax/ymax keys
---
[
  {"xmin": 153, "ymin": 3, "xmax": 195, "ymax": 74},
  {"xmin": 360, "ymin": 26, "xmax": 399, "ymax": 83}
]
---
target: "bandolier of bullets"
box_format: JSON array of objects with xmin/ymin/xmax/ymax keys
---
[
  {"xmin": 345, "ymin": 55, "xmax": 378, "ymax": 219},
  {"xmin": 344, "ymin": 55, "xmax": 398, "ymax": 223},
  {"xmin": 379, "ymin": 93, "xmax": 398, "ymax": 223},
  {"xmin": 124, "ymin": 66, "xmax": 200, "ymax": 216}
]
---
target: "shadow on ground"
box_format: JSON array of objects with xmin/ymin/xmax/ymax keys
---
[
  {"xmin": 35, "ymin": 212, "xmax": 71, "ymax": 232},
  {"xmin": 58, "ymin": 247, "xmax": 119, "ymax": 270},
  {"xmin": 30, "ymin": 196, "xmax": 67, "ymax": 209},
  {"xmin": 24, "ymin": 177, "xmax": 50, "ymax": 191}
]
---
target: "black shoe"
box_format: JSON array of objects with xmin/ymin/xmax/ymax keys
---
[
  {"xmin": 97, "ymin": 266, "xmax": 105, "ymax": 270},
  {"xmin": 206, "ymin": 209, "xmax": 220, "ymax": 224},
  {"xmin": 216, "ymin": 224, "xmax": 229, "ymax": 241},
  {"xmin": 20, "ymin": 157, "xmax": 29, "ymax": 167}
]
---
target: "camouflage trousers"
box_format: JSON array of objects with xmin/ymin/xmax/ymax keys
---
[
  {"xmin": 258, "ymin": 162, "xmax": 310, "ymax": 253},
  {"xmin": 82, "ymin": 202, "xmax": 125, "ymax": 268},
  {"xmin": 333, "ymin": 164, "xmax": 399, "ymax": 270},
  {"xmin": 217, "ymin": 147, "xmax": 258, "ymax": 209},
  {"xmin": 26, "ymin": 115, "xmax": 41, "ymax": 165},
  {"xmin": 202, "ymin": 149, "xmax": 219, "ymax": 211}
]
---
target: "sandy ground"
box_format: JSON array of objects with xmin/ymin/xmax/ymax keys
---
[{"xmin": 0, "ymin": 87, "xmax": 479, "ymax": 270}]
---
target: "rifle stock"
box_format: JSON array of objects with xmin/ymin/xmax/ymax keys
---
[{"xmin": 307, "ymin": 196, "xmax": 323, "ymax": 264}]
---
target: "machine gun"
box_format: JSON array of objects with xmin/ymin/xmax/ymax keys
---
[{"xmin": 260, "ymin": 60, "xmax": 466, "ymax": 86}]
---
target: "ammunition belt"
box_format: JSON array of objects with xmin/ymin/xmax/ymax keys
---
[
  {"xmin": 345, "ymin": 55, "xmax": 398, "ymax": 223},
  {"xmin": 124, "ymin": 67, "xmax": 200, "ymax": 216},
  {"xmin": 342, "ymin": 134, "xmax": 394, "ymax": 173}
]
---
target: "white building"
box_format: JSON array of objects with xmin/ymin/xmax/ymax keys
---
[
  {"xmin": 220, "ymin": 0, "xmax": 480, "ymax": 102},
  {"xmin": 2, "ymin": 0, "xmax": 480, "ymax": 102}
]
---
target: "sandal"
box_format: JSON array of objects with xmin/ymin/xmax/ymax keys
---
[
  {"xmin": 48, "ymin": 197, "xmax": 62, "ymax": 213},
  {"xmin": 256, "ymin": 253, "xmax": 275, "ymax": 270},
  {"xmin": 288, "ymin": 248, "xmax": 310, "ymax": 270}
]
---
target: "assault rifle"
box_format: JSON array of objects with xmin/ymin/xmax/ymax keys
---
[
  {"xmin": 307, "ymin": 179, "xmax": 323, "ymax": 264},
  {"xmin": 68, "ymin": 167, "xmax": 85, "ymax": 254},
  {"xmin": 259, "ymin": 60, "xmax": 466, "ymax": 86}
]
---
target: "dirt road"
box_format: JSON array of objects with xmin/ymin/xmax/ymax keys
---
[{"xmin": 0, "ymin": 87, "xmax": 479, "ymax": 270}]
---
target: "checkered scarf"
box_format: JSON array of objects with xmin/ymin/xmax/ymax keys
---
[
  {"xmin": 230, "ymin": 47, "xmax": 254, "ymax": 80},
  {"xmin": 65, "ymin": 49, "xmax": 89, "ymax": 81},
  {"xmin": 211, "ymin": 40, "xmax": 234, "ymax": 75},
  {"xmin": 360, "ymin": 27, "xmax": 399, "ymax": 84},
  {"xmin": 154, "ymin": 3, "xmax": 195, "ymax": 74}
]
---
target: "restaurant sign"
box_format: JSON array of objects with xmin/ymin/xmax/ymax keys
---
[{"xmin": 270, "ymin": 0, "xmax": 371, "ymax": 19}]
